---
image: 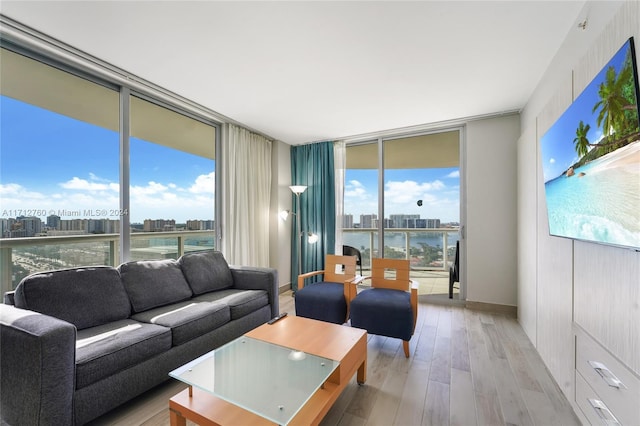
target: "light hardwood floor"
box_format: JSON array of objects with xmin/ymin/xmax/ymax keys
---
[{"xmin": 89, "ymin": 292, "xmax": 580, "ymax": 426}]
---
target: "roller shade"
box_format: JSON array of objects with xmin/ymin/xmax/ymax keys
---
[{"xmin": 347, "ymin": 130, "xmax": 459, "ymax": 169}]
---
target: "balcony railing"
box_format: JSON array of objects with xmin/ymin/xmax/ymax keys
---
[
  {"xmin": 342, "ymin": 228, "xmax": 460, "ymax": 272},
  {"xmin": 0, "ymin": 227, "xmax": 459, "ymax": 297},
  {"xmin": 0, "ymin": 230, "xmax": 215, "ymax": 295}
]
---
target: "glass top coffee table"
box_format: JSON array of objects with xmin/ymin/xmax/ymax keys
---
[
  {"xmin": 169, "ymin": 315, "xmax": 367, "ymax": 426},
  {"xmin": 170, "ymin": 335, "xmax": 339, "ymax": 425}
]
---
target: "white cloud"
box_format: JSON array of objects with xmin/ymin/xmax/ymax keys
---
[
  {"xmin": 60, "ymin": 177, "xmax": 116, "ymax": 191},
  {"xmin": 385, "ymin": 180, "xmax": 445, "ymax": 204},
  {"xmin": 550, "ymin": 158, "xmax": 556, "ymax": 164},
  {"xmin": 2, "ymin": 168, "xmax": 218, "ymax": 221},
  {"xmin": 189, "ymin": 172, "xmax": 215, "ymax": 194},
  {"xmin": 130, "ymin": 181, "xmax": 168, "ymax": 196},
  {"xmin": 1, "ymin": 184, "xmax": 49, "ymax": 201},
  {"xmin": 345, "ymin": 179, "xmax": 369, "ymax": 199},
  {"xmin": 88, "ymin": 172, "xmax": 110, "ymax": 183},
  {"xmin": 343, "ymin": 178, "xmax": 460, "ymax": 222},
  {"xmin": 446, "ymin": 170, "xmax": 460, "ymax": 178}
]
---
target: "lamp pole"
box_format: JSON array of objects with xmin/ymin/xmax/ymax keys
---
[{"xmin": 289, "ymin": 185, "xmax": 307, "ymax": 278}]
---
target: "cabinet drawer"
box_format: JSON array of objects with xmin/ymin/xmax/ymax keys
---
[
  {"xmin": 576, "ymin": 332, "xmax": 640, "ymax": 425},
  {"xmin": 576, "ymin": 372, "xmax": 621, "ymax": 425}
]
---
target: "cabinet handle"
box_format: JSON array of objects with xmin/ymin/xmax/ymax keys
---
[
  {"xmin": 589, "ymin": 361, "xmax": 626, "ymax": 389},
  {"xmin": 588, "ymin": 398, "xmax": 621, "ymax": 426}
]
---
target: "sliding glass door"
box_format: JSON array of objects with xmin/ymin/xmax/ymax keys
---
[{"xmin": 343, "ymin": 130, "xmax": 462, "ymax": 297}]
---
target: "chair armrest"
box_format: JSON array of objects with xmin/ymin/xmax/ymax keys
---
[
  {"xmin": 347, "ymin": 275, "xmax": 370, "ymax": 301},
  {"xmin": 410, "ymin": 279, "xmax": 419, "ymax": 332},
  {"xmin": 297, "ymin": 270, "xmax": 325, "ymax": 290},
  {"xmin": 352, "ymin": 274, "xmax": 365, "ymax": 284}
]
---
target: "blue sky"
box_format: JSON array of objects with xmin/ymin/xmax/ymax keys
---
[
  {"xmin": 540, "ymin": 39, "xmax": 633, "ymax": 183},
  {"xmin": 1, "ymin": 95, "xmax": 458, "ymax": 224},
  {"xmin": 345, "ymin": 167, "xmax": 460, "ymax": 223},
  {"xmin": 0, "ymin": 96, "xmax": 215, "ymax": 223}
]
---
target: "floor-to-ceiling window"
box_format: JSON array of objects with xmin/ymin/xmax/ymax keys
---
[
  {"xmin": 342, "ymin": 141, "xmax": 379, "ymax": 268},
  {"xmin": 0, "ymin": 46, "xmax": 218, "ymax": 291},
  {"xmin": 343, "ymin": 130, "xmax": 462, "ymax": 297},
  {"xmin": 129, "ymin": 95, "xmax": 216, "ymax": 261},
  {"xmin": 0, "ymin": 47, "xmax": 120, "ymax": 287}
]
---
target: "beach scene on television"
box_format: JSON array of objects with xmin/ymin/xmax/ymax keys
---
[{"xmin": 540, "ymin": 38, "xmax": 640, "ymax": 250}]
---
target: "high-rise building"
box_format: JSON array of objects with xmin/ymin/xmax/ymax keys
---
[
  {"xmin": 46, "ymin": 215, "xmax": 61, "ymax": 230},
  {"xmin": 144, "ymin": 219, "xmax": 176, "ymax": 232},
  {"xmin": 17, "ymin": 216, "xmax": 43, "ymax": 237},
  {"xmin": 0, "ymin": 218, "xmax": 13, "ymax": 238},
  {"xmin": 426, "ymin": 219, "xmax": 441, "ymax": 228},
  {"xmin": 60, "ymin": 219, "xmax": 88, "ymax": 232},
  {"xmin": 389, "ymin": 214, "xmax": 420, "ymax": 229},
  {"xmin": 341, "ymin": 214, "xmax": 354, "ymax": 228},
  {"xmin": 359, "ymin": 214, "xmax": 377, "ymax": 229}
]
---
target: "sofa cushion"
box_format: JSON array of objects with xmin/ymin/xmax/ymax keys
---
[
  {"xmin": 13, "ymin": 266, "xmax": 131, "ymax": 330},
  {"xmin": 178, "ymin": 250, "xmax": 234, "ymax": 295},
  {"xmin": 131, "ymin": 300, "xmax": 230, "ymax": 346},
  {"xmin": 193, "ymin": 289, "xmax": 269, "ymax": 320},
  {"xmin": 75, "ymin": 319, "xmax": 171, "ymax": 389},
  {"xmin": 118, "ymin": 259, "xmax": 193, "ymax": 313}
]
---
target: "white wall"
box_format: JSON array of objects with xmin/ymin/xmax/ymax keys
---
[
  {"xmin": 517, "ymin": 0, "xmax": 640, "ymax": 398},
  {"xmin": 465, "ymin": 115, "xmax": 520, "ymax": 307}
]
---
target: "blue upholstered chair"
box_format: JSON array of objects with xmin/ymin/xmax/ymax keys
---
[
  {"xmin": 349, "ymin": 258, "xmax": 418, "ymax": 357},
  {"xmin": 294, "ymin": 254, "xmax": 358, "ymax": 324}
]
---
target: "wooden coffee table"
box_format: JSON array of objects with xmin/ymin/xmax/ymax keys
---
[{"xmin": 169, "ymin": 315, "xmax": 367, "ymax": 425}]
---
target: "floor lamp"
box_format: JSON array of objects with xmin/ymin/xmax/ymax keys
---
[{"xmin": 289, "ymin": 185, "xmax": 307, "ymax": 277}]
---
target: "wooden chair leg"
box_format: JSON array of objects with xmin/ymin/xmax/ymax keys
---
[{"xmin": 403, "ymin": 340, "xmax": 410, "ymax": 358}]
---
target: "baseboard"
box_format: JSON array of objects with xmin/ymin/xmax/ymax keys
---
[
  {"xmin": 465, "ymin": 300, "xmax": 517, "ymax": 318},
  {"xmin": 279, "ymin": 283, "xmax": 292, "ymax": 295}
]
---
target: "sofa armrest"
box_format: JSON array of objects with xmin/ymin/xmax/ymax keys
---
[
  {"xmin": 3, "ymin": 290, "xmax": 15, "ymax": 305},
  {"xmin": 230, "ymin": 266, "xmax": 279, "ymax": 318},
  {"xmin": 1, "ymin": 304, "xmax": 76, "ymax": 425}
]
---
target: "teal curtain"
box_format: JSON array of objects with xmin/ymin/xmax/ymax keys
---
[{"xmin": 290, "ymin": 141, "xmax": 336, "ymax": 291}]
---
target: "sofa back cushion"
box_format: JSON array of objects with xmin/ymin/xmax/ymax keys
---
[
  {"xmin": 13, "ymin": 266, "xmax": 131, "ymax": 330},
  {"xmin": 118, "ymin": 259, "xmax": 193, "ymax": 313},
  {"xmin": 178, "ymin": 250, "xmax": 234, "ymax": 295}
]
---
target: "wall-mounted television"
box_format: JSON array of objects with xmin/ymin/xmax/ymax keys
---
[{"xmin": 540, "ymin": 37, "xmax": 640, "ymax": 251}]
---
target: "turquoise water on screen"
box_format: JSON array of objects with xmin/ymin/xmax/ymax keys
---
[{"xmin": 544, "ymin": 143, "xmax": 640, "ymax": 249}]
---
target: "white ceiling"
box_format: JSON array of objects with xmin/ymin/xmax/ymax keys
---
[{"xmin": 0, "ymin": 1, "xmax": 586, "ymax": 145}]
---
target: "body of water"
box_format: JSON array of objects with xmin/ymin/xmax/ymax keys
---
[{"xmin": 343, "ymin": 231, "xmax": 459, "ymax": 252}]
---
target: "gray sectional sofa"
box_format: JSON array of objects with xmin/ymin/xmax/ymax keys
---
[{"xmin": 0, "ymin": 250, "xmax": 278, "ymax": 425}]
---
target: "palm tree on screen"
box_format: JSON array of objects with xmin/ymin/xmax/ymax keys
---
[
  {"xmin": 592, "ymin": 64, "xmax": 632, "ymax": 141},
  {"xmin": 573, "ymin": 120, "xmax": 591, "ymax": 158}
]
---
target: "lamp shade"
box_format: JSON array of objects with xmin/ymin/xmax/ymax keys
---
[{"xmin": 289, "ymin": 185, "xmax": 307, "ymax": 194}]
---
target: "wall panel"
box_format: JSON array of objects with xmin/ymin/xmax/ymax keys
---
[
  {"xmin": 466, "ymin": 115, "xmax": 519, "ymax": 307},
  {"xmin": 535, "ymin": 77, "xmax": 575, "ymax": 397},
  {"xmin": 516, "ymin": 123, "xmax": 537, "ymax": 343}
]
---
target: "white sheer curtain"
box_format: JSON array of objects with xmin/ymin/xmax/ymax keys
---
[
  {"xmin": 334, "ymin": 141, "xmax": 346, "ymax": 254},
  {"xmin": 222, "ymin": 124, "xmax": 272, "ymax": 266}
]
